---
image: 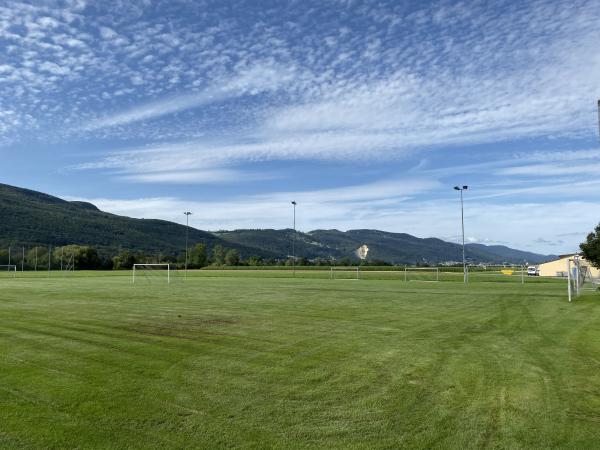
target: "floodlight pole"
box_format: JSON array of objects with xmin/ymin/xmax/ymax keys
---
[
  {"xmin": 454, "ymin": 186, "xmax": 468, "ymax": 283},
  {"xmin": 597, "ymin": 99, "xmax": 600, "ymax": 140},
  {"xmin": 291, "ymin": 201, "xmax": 297, "ymax": 277},
  {"xmin": 184, "ymin": 212, "xmax": 192, "ymax": 279}
]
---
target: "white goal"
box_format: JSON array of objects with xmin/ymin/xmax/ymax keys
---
[
  {"xmin": 330, "ymin": 266, "xmax": 360, "ymax": 280},
  {"xmin": 0, "ymin": 264, "xmax": 16, "ymax": 278},
  {"xmin": 568, "ymin": 257, "xmax": 598, "ymax": 301},
  {"xmin": 404, "ymin": 267, "xmax": 440, "ymax": 282},
  {"xmin": 133, "ymin": 263, "xmax": 171, "ymax": 284}
]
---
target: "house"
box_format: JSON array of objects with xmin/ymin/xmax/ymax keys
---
[{"xmin": 538, "ymin": 254, "xmax": 600, "ymax": 278}]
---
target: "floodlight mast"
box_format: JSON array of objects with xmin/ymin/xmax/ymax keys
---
[
  {"xmin": 291, "ymin": 201, "xmax": 297, "ymax": 277},
  {"xmin": 184, "ymin": 212, "xmax": 192, "ymax": 279},
  {"xmin": 597, "ymin": 99, "xmax": 600, "ymax": 141},
  {"xmin": 454, "ymin": 185, "xmax": 468, "ymax": 283}
]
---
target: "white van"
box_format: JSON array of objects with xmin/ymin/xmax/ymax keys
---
[{"xmin": 527, "ymin": 266, "xmax": 539, "ymax": 276}]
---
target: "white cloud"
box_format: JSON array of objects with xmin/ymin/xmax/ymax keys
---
[
  {"xmin": 497, "ymin": 162, "xmax": 600, "ymax": 177},
  {"xmin": 39, "ymin": 61, "xmax": 70, "ymax": 75},
  {"xmin": 118, "ymin": 169, "xmax": 254, "ymax": 184},
  {"xmin": 99, "ymin": 26, "xmax": 118, "ymax": 40},
  {"xmin": 83, "ymin": 62, "xmax": 297, "ymax": 130}
]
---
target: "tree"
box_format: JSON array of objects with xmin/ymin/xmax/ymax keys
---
[
  {"xmin": 225, "ymin": 248, "xmax": 240, "ymax": 266},
  {"xmin": 298, "ymin": 257, "xmax": 309, "ymax": 266},
  {"xmin": 338, "ymin": 256, "xmax": 352, "ymax": 266},
  {"xmin": 212, "ymin": 245, "xmax": 225, "ymax": 266},
  {"xmin": 56, "ymin": 245, "xmax": 102, "ymax": 269},
  {"xmin": 112, "ymin": 250, "xmax": 138, "ymax": 269},
  {"xmin": 190, "ymin": 243, "xmax": 207, "ymax": 268},
  {"xmin": 246, "ymin": 255, "xmax": 263, "ymax": 266},
  {"xmin": 580, "ymin": 223, "xmax": 600, "ymax": 269}
]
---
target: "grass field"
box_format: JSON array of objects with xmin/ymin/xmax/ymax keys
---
[{"xmin": 1, "ymin": 271, "xmax": 599, "ymax": 449}]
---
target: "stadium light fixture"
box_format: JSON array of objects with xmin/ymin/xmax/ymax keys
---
[
  {"xmin": 184, "ymin": 211, "xmax": 192, "ymax": 279},
  {"xmin": 291, "ymin": 201, "xmax": 297, "ymax": 277},
  {"xmin": 454, "ymin": 186, "xmax": 468, "ymax": 283}
]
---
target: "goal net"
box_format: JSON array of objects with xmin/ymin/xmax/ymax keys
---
[
  {"xmin": 568, "ymin": 257, "xmax": 599, "ymax": 301},
  {"xmin": 133, "ymin": 264, "xmax": 171, "ymax": 284},
  {"xmin": 330, "ymin": 266, "xmax": 360, "ymax": 280},
  {"xmin": 0, "ymin": 264, "xmax": 16, "ymax": 278},
  {"xmin": 404, "ymin": 267, "xmax": 440, "ymax": 282}
]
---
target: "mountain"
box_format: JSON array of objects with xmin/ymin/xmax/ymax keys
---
[
  {"xmin": 465, "ymin": 243, "xmax": 557, "ymax": 265},
  {"xmin": 0, "ymin": 182, "xmax": 554, "ymax": 264},
  {"xmin": 217, "ymin": 229, "xmax": 553, "ymax": 264},
  {"xmin": 0, "ymin": 183, "xmax": 272, "ymax": 258}
]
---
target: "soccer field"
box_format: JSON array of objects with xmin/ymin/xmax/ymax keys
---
[{"xmin": 1, "ymin": 273, "xmax": 599, "ymax": 449}]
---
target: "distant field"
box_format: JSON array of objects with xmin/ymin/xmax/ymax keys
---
[
  {"xmin": 1, "ymin": 266, "xmax": 564, "ymax": 283},
  {"xmin": 1, "ymin": 272, "xmax": 599, "ymax": 449}
]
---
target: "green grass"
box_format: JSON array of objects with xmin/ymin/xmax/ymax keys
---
[{"xmin": 0, "ymin": 272, "xmax": 599, "ymax": 449}]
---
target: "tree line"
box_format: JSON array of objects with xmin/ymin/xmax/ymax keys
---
[{"xmin": 0, "ymin": 243, "xmax": 393, "ymax": 270}]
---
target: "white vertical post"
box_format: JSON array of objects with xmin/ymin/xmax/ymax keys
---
[
  {"xmin": 356, "ymin": 266, "xmax": 359, "ymax": 280},
  {"xmin": 576, "ymin": 265, "xmax": 580, "ymax": 296},
  {"xmin": 34, "ymin": 247, "xmax": 38, "ymax": 271},
  {"xmin": 521, "ymin": 265, "xmax": 524, "ymax": 284},
  {"xmin": 404, "ymin": 266, "xmax": 407, "ymax": 283},
  {"xmin": 567, "ymin": 259, "xmax": 572, "ymax": 303},
  {"xmin": 133, "ymin": 265, "xmax": 136, "ymax": 284},
  {"xmin": 168, "ymin": 264, "xmax": 170, "ymax": 284},
  {"xmin": 184, "ymin": 212, "xmax": 192, "ymax": 280},
  {"xmin": 291, "ymin": 201, "xmax": 297, "ymax": 278}
]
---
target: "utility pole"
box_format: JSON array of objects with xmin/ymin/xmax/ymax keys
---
[
  {"xmin": 454, "ymin": 186, "xmax": 468, "ymax": 283},
  {"xmin": 184, "ymin": 212, "xmax": 192, "ymax": 279}
]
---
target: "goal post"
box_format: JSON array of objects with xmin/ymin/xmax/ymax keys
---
[
  {"xmin": 0, "ymin": 264, "xmax": 17, "ymax": 278},
  {"xmin": 568, "ymin": 256, "xmax": 598, "ymax": 301},
  {"xmin": 330, "ymin": 266, "xmax": 360, "ymax": 280},
  {"xmin": 133, "ymin": 263, "xmax": 170, "ymax": 284}
]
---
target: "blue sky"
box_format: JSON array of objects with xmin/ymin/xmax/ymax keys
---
[{"xmin": 1, "ymin": 0, "xmax": 599, "ymax": 254}]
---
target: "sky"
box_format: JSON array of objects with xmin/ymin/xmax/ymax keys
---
[{"xmin": 1, "ymin": 0, "xmax": 599, "ymax": 254}]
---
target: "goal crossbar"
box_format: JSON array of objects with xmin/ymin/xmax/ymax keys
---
[{"xmin": 133, "ymin": 263, "xmax": 171, "ymax": 284}]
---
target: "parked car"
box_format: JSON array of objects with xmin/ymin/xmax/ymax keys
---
[{"xmin": 527, "ymin": 266, "xmax": 539, "ymax": 276}]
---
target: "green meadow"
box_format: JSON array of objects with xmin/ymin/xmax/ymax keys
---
[{"xmin": 1, "ymin": 271, "xmax": 599, "ymax": 449}]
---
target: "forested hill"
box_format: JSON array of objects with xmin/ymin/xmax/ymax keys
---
[
  {"xmin": 0, "ymin": 183, "xmax": 269, "ymax": 258},
  {"xmin": 0, "ymin": 183, "xmax": 554, "ymax": 264},
  {"xmin": 215, "ymin": 229, "xmax": 554, "ymax": 264}
]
